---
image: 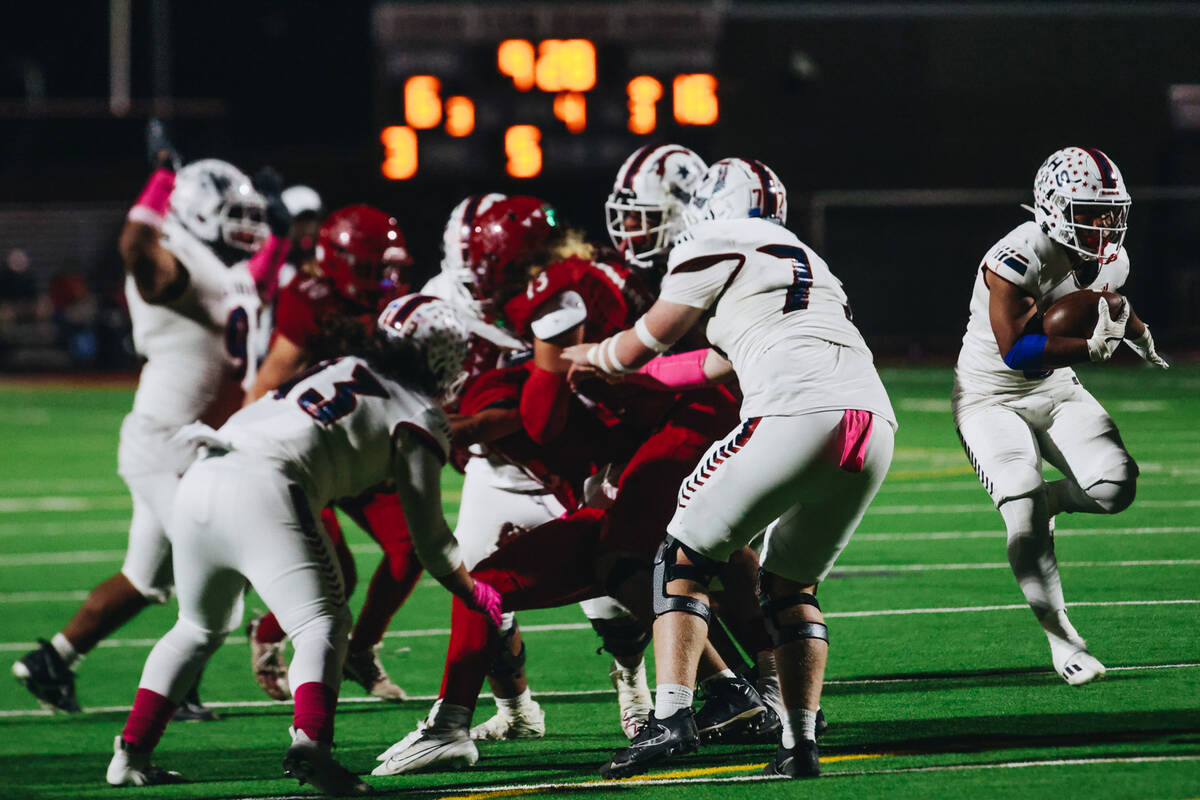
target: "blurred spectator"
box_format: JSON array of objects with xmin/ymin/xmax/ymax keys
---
[
  {"xmin": 48, "ymin": 270, "xmax": 99, "ymax": 366},
  {"xmin": 0, "ymin": 248, "xmax": 40, "ymax": 321}
]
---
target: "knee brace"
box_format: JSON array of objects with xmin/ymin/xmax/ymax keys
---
[
  {"xmin": 651, "ymin": 536, "xmax": 722, "ymax": 623},
  {"xmin": 589, "ymin": 616, "xmax": 651, "ymax": 658},
  {"xmin": 487, "ymin": 622, "xmax": 527, "ymax": 679},
  {"xmin": 758, "ymin": 570, "xmax": 829, "ymax": 648}
]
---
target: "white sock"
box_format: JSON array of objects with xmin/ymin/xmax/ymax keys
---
[
  {"xmin": 654, "ymin": 683, "xmax": 693, "ymax": 719},
  {"xmin": 701, "ymin": 668, "xmax": 736, "ymax": 691},
  {"xmin": 780, "ymin": 707, "xmax": 818, "ymax": 749},
  {"xmin": 497, "ymin": 687, "xmax": 536, "ymax": 714},
  {"xmin": 51, "ymin": 633, "xmax": 79, "ymax": 668}
]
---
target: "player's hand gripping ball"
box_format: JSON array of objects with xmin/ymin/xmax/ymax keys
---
[{"xmin": 1041, "ymin": 290, "xmax": 1144, "ymax": 339}]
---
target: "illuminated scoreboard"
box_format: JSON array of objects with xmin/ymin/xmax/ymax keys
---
[{"xmin": 371, "ymin": 3, "xmax": 722, "ymax": 180}]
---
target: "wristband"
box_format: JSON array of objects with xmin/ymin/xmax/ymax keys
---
[
  {"xmin": 127, "ymin": 168, "xmax": 176, "ymax": 229},
  {"xmin": 634, "ymin": 316, "xmax": 671, "ymax": 353}
]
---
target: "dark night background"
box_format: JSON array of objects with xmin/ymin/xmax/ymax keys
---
[{"xmin": 1, "ymin": 1, "xmax": 1198, "ymax": 367}]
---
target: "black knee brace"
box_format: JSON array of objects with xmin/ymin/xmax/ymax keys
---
[
  {"xmin": 651, "ymin": 536, "xmax": 723, "ymax": 623},
  {"xmin": 759, "ymin": 570, "xmax": 829, "ymax": 647},
  {"xmin": 589, "ymin": 616, "xmax": 651, "ymax": 658},
  {"xmin": 487, "ymin": 623, "xmax": 527, "ymax": 679}
]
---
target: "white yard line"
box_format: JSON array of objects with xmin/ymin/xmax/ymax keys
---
[
  {"xmin": 833, "ymin": 559, "xmax": 1200, "ymax": 573},
  {"xmin": 4, "ymin": 663, "xmax": 1198, "ymax": 720},
  {"xmin": 871, "ymin": 498, "xmax": 1200, "ymax": 514},
  {"xmin": 856, "ymin": 526, "xmax": 1200, "ymax": 541},
  {"xmin": 0, "ymin": 496, "xmax": 130, "ymax": 513},
  {"xmin": 2, "ymin": 599, "xmax": 1195, "ymax": 653}
]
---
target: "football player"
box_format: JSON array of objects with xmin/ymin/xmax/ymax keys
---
[
  {"xmin": 104, "ymin": 295, "xmax": 503, "ymax": 795},
  {"xmin": 11, "ymin": 122, "xmax": 271, "ymax": 718},
  {"xmin": 605, "ymin": 144, "xmax": 788, "ymax": 742},
  {"xmin": 372, "ymin": 192, "xmax": 748, "ymax": 776},
  {"xmin": 952, "ymin": 147, "xmax": 1166, "ymax": 686},
  {"xmin": 564, "ymin": 158, "xmax": 897, "ymax": 779},
  {"xmin": 243, "ymin": 205, "xmax": 425, "ymax": 703}
]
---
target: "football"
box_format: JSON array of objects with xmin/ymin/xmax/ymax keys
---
[{"xmin": 1041, "ymin": 290, "xmax": 1144, "ymax": 339}]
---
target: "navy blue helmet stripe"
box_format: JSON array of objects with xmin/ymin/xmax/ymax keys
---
[
  {"xmin": 622, "ymin": 145, "xmax": 657, "ymax": 190},
  {"xmin": 1082, "ymin": 148, "xmax": 1117, "ymax": 189},
  {"xmin": 743, "ymin": 159, "xmax": 776, "ymax": 219}
]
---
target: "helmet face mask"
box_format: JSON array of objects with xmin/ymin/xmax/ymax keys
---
[
  {"xmin": 683, "ymin": 157, "xmax": 787, "ymax": 229},
  {"xmin": 1033, "ymin": 147, "xmax": 1131, "ymax": 264},
  {"xmin": 605, "ymin": 145, "xmax": 706, "ymax": 270},
  {"xmin": 377, "ymin": 294, "xmax": 470, "ymax": 403}
]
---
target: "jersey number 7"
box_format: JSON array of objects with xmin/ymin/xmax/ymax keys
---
[{"xmin": 757, "ymin": 244, "xmax": 812, "ymax": 313}]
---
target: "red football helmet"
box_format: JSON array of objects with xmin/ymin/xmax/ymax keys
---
[
  {"xmin": 465, "ymin": 196, "xmax": 559, "ymax": 316},
  {"xmin": 316, "ymin": 205, "xmax": 414, "ymax": 308}
]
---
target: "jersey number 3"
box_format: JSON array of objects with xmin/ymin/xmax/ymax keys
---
[
  {"xmin": 757, "ymin": 244, "xmax": 812, "ymax": 313},
  {"xmin": 294, "ymin": 363, "xmax": 388, "ymax": 424}
]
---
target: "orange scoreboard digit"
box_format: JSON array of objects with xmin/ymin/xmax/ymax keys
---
[{"xmin": 378, "ymin": 38, "xmax": 718, "ymax": 180}]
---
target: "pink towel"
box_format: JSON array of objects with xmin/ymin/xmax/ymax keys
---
[{"xmin": 833, "ymin": 409, "xmax": 874, "ymax": 473}]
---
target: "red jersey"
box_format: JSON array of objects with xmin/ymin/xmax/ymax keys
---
[
  {"xmin": 458, "ymin": 363, "xmax": 638, "ymax": 510},
  {"xmin": 273, "ymin": 275, "xmax": 373, "ymax": 350},
  {"xmin": 502, "ymin": 255, "xmax": 652, "ymax": 343}
]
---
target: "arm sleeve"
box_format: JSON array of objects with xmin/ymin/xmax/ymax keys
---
[
  {"xmin": 274, "ymin": 284, "xmax": 318, "ymax": 349},
  {"xmin": 390, "ymin": 422, "xmax": 460, "ymax": 578},
  {"xmin": 659, "ymin": 238, "xmax": 744, "ymax": 310},
  {"xmin": 520, "ymin": 365, "xmax": 570, "ymax": 444},
  {"xmin": 247, "ymin": 234, "xmax": 291, "ymax": 302}
]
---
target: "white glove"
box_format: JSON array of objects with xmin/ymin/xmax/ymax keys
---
[
  {"xmin": 1124, "ymin": 323, "xmax": 1169, "ymax": 368},
  {"xmin": 1087, "ymin": 297, "xmax": 1129, "ymax": 362}
]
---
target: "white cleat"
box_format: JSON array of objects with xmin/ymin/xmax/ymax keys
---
[
  {"xmin": 344, "ymin": 646, "xmax": 407, "ymax": 702},
  {"xmin": 1054, "ymin": 647, "xmax": 1107, "ymax": 686},
  {"xmin": 609, "ymin": 659, "xmax": 652, "ymax": 739},
  {"xmin": 247, "ymin": 617, "xmax": 291, "ymax": 701},
  {"xmin": 105, "ymin": 735, "xmax": 186, "ymax": 786},
  {"xmin": 284, "ymin": 727, "xmax": 372, "ymax": 796},
  {"xmin": 373, "ymin": 702, "xmax": 477, "ymax": 775},
  {"xmin": 469, "ymin": 697, "xmax": 545, "ymax": 740}
]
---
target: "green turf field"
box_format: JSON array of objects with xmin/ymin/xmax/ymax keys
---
[{"xmin": 0, "ymin": 365, "xmax": 1197, "ymax": 799}]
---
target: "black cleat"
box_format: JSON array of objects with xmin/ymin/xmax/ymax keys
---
[
  {"xmin": 600, "ymin": 710, "xmax": 699, "ymax": 779},
  {"xmin": 763, "ymin": 739, "xmax": 820, "ymax": 779},
  {"xmin": 816, "ymin": 706, "xmax": 828, "ymax": 737},
  {"xmin": 694, "ymin": 676, "xmax": 766, "ymax": 743},
  {"xmin": 11, "ymin": 639, "xmax": 80, "ymax": 713},
  {"xmin": 172, "ymin": 684, "xmax": 218, "ymax": 722}
]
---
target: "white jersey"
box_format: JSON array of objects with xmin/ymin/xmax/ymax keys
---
[
  {"xmin": 212, "ymin": 355, "xmax": 451, "ymax": 505},
  {"xmin": 126, "ymin": 219, "xmax": 261, "ymax": 427},
  {"xmin": 661, "ymin": 218, "xmax": 895, "ymax": 424},
  {"xmin": 953, "ymin": 220, "xmax": 1129, "ymax": 412}
]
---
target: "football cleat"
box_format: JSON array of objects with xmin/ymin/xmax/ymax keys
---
[
  {"xmin": 694, "ymin": 675, "xmax": 766, "ymax": 743},
  {"xmin": 763, "ymin": 739, "xmax": 820, "ymax": 779},
  {"xmin": 599, "ymin": 710, "xmax": 698, "ymax": 780},
  {"xmin": 247, "ymin": 616, "xmax": 291, "ymax": 701},
  {"xmin": 172, "ymin": 683, "xmax": 218, "ymax": 722},
  {"xmin": 373, "ymin": 702, "xmax": 478, "ymax": 775},
  {"xmin": 344, "ymin": 646, "xmax": 407, "ymax": 702},
  {"xmin": 1053, "ymin": 646, "xmax": 1107, "ymax": 686},
  {"xmin": 610, "ymin": 660, "xmax": 653, "ymax": 739},
  {"xmin": 106, "ymin": 736, "xmax": 186, "ymax": 786},
  {"xmin": 469, "ymin": 698, "xmax": 545, "ymax": 740},
  {"xmin": 284, "ymin": 727, "xmax": 372, "ymax": 796},
  {"xmin": 12, "ymin": 639, "xmax": 80, "ymax": 713}
]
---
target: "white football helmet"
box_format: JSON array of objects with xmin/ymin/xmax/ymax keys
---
[
  {"xmin": 281, "ymin": 185, "xmax": 323, "ymax": 218},
  {"xmin": 378, "ymin": 294, "xmax": 470, "ymax": 402},
  {"xmin": 1033, "ymin": 147, "xmax": 1130, "ymax": 264},
  {"xmin": 170, "ymin": 159, "xmax": 269, "ymax": 259},
  {"xmin": 683, "ymin": 157, "xmax": 787, "ymax": 229},
  {"xmin": 605, "ymin": 144, "xmax": 707, "ymax": 270},
  {"xmin": 438, "ymin": 193, "xmax": 507, "ymax": 317}
]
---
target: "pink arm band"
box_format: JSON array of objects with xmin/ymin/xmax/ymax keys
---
[
  {"xmin": 632, "ymin": 348, "xmax": 712, "ymax": 391},
  {"xmin": 247, "ymin": 234, "xmax": 292, "ymax": 301},
  {"xmin": 126, "ymin": 169, "xmax": 175, "ymax": 228}
]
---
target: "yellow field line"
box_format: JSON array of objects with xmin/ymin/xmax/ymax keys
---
[{"xmin": 435, "ymin": 753, "xmax": 886, "ymax": 799}]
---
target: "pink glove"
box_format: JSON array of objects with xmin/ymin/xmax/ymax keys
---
[{"xmin": 466, "ymin": 579, "xmax": 503, "ymax": 628}]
